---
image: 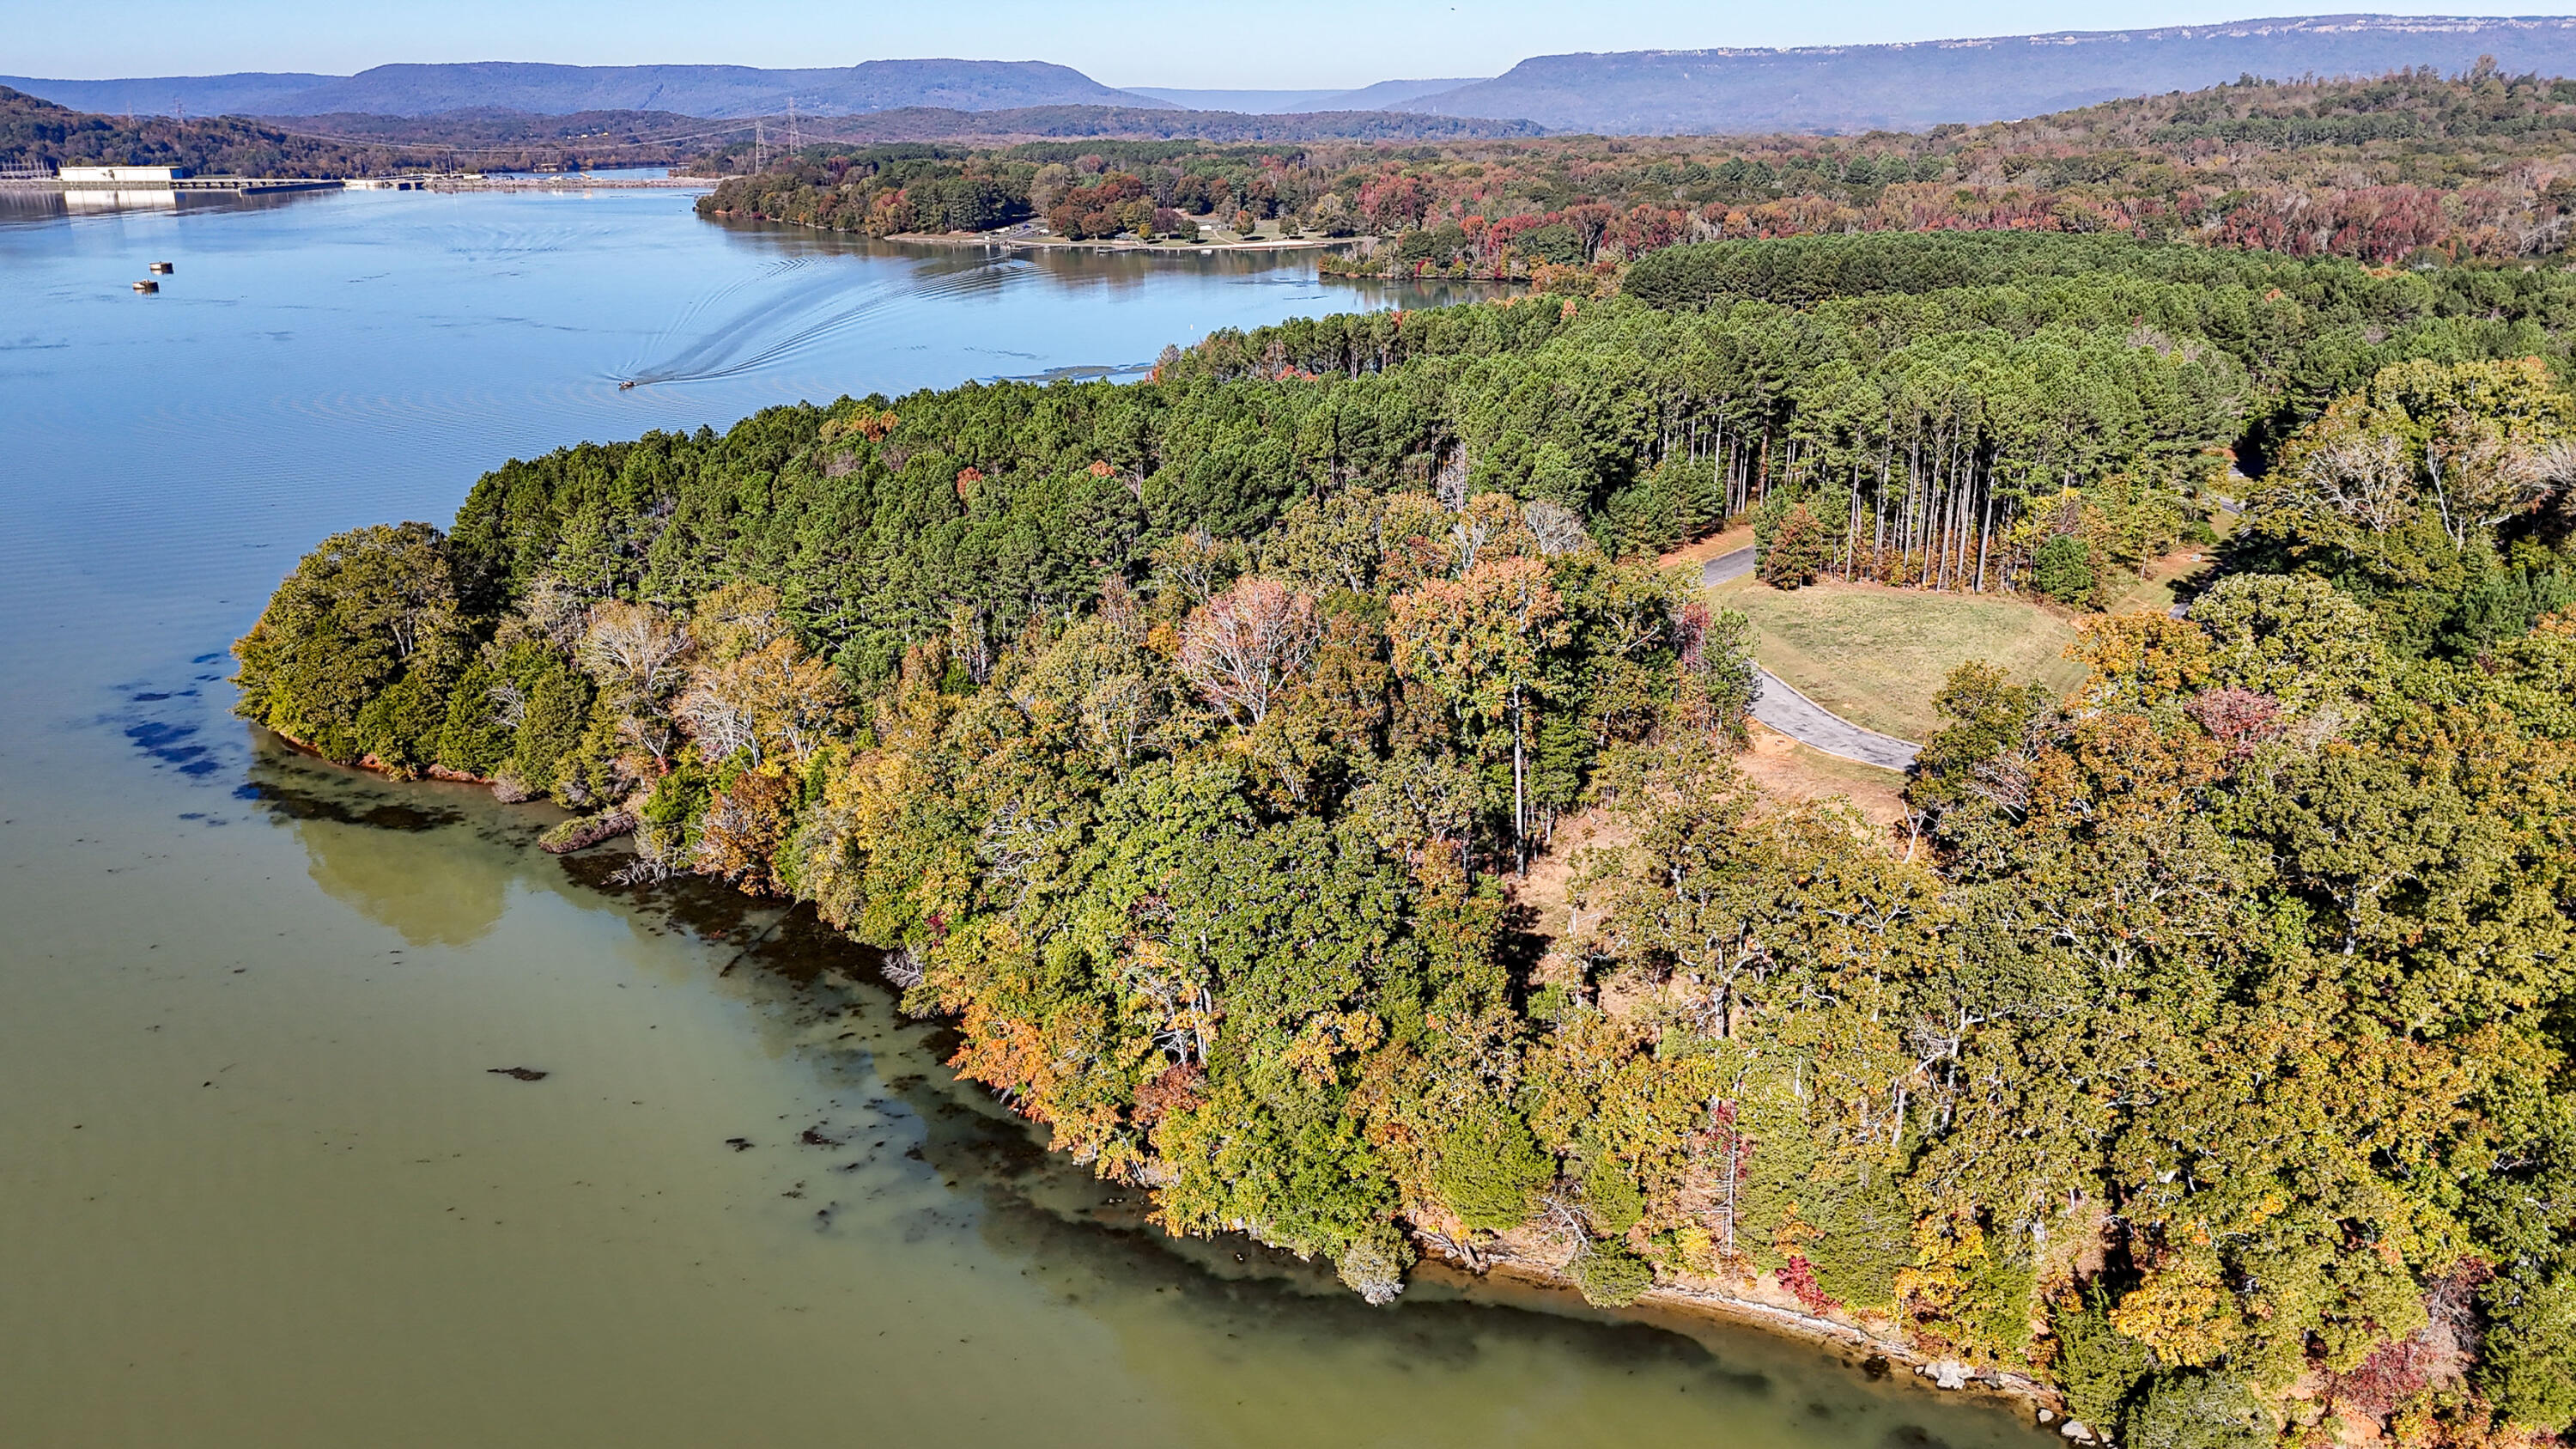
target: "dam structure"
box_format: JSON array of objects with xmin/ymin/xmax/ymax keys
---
[{"xmin": 1, "ymin": 165, "xmax": 343, "ymax": 197}]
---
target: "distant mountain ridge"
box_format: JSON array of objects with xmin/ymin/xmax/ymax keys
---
[
  {"xmin": 27, "ymin": 16, "xmax": 2576, "ymax": 138},
  {"xmin": 0, "ymin": 59, "xmax": 1166, "ymax": 119},
  {"xmin": 804, "ymin": 104, "xmax": 1543, "ymax": 143},
  {"xmin": 0, "ymin": 72, "xmax": 341, "ymax": 117},
  {"xmin": 1121, "ymin": 79, "xmax": 1485, "ymax": 113},
  {"xmin": 1121, "ymin": 87, "xmax": 1349, "ymax": 113},
  {"xmin": 1397, "ymin": 14, "xmax": 2576, "ymax": 133}
]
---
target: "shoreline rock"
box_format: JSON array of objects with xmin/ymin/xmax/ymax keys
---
[
  {"xmin": 539, "ymin": 811, "xmax": 637, "ymax": 854},
  {"xmin": 882, "ymin": 227, "xmax": 1346, "ymax": 254},
  {"xmin": 1418, "ymin": 1236, "xmax": 2064, "ymax": 1424}
]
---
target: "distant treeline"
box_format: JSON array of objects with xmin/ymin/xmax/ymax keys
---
[
  {"xmin": 775, "ymin": 105, "xmax": 1550, "ymax": 148},
  {"xmin": 1315, "ymin": 64, "xmax": 2576, "ymax": 277},
  {"xmin": 261, "ymin": 107, "xmax": 735, "ymax": 170},
  {"xmin": 707, "ymin": 66, "xmax": 2576, "ymax": 278}
]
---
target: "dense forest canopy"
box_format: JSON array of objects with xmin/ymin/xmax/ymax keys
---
[
  {"xmin": 702, "ymin": 65, "xmax": 2576, "ymax": 280},
  {"xmin": 253, "ymin": 107, "xmax": 734, "ymax": 171},
  {"xmin": 238, "ymin": 230, "xmax": 2576, "ymax": 1448}
]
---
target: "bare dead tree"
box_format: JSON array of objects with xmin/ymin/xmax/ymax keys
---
[
  {"xmin": 1176, "ymin": 576, "xmax": 1322, "ymax": 727},
  {"xmin": 674, "ymin": 679, "xmax": 758, "ymax": 763},
  {"xmin": 1522, "ymin": 499, "xmax": 1592, "ymax": 557},
  {"xmin": 2287, "ymin": 429, "xmax": 2415, "ymax": 534}
]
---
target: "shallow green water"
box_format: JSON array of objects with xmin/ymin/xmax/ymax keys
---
[{"xmin": 0, "ymin": 184, "xmax": 2050, "ymax": 1448}]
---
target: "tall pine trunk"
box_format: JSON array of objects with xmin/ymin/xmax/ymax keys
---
[
  {"xmin": 1844, "ymin": 459, "xmax": 1860, "ymax": 581},
  {"xmin": 1874, "ymin": 434, "xmax": 1892, "ymax": 578},
  {"xmin": 1511, "ymin": 684, "xmax": 1527, "ymax": 877},
  {"xmin": 1906, "ymin": 440, "xmax": 1923, "ymax": 581},
  {"xmin": 1976, "ymin": 481, "xmax": 1995, "ymax": 593}
]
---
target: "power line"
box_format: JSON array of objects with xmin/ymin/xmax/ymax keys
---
[{"xmin": 253, "ymin": 116, "xmax": 765, "ymax": 156}]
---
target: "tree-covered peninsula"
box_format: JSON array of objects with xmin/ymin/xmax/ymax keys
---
[
  {"xmin": 701, "ymin": 64, "xmax": 2576, "ymax": 277},
  {"xmin": 238, "ymin": 233, "xmax": 2576, "ymax": 1448}
]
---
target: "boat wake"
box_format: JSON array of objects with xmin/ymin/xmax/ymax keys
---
[{"xmin": 614, "ymin": 254, "xmax": 1023, "ymax": 388}]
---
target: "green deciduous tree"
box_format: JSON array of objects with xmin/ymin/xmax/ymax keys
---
[{"xmin": 234, "ymin": 521, "xmax": 465, "ymax": 764}]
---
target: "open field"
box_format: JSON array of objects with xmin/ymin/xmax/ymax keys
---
[{"xmin": 1704, "ymin": 573, "xmax": 2087, "ymax": 742}]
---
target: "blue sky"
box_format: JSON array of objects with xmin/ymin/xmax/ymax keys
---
[{"xmin": 12, "ymin": 1, "xmax": 2515, "ymax": 88}]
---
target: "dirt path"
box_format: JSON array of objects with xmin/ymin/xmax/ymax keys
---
[
  {"xmin": 1700, "ymin": 547, "xmax": 1921, "ymax": 770},
  {"xmin": 1734, "ymin": 721, "xmax": 1911, "ymax": 825}
]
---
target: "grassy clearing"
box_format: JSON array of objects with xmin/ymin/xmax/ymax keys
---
[
  {"xmin": 2105, "ymin": 511, "xmax": 2239, "ymax": 615},
  {"xmin": 1704, "ymin": 574, "xmax": 2087, "ymax": 741}
]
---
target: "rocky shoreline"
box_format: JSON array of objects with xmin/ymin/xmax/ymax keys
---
[
  {"xmin": 1416, "ymin": 1239, "xmax": 2079, "ymax": 1438},
  {"xmin": 886, "ymin": 227, "xmax": 1346, "ymax": 254}
]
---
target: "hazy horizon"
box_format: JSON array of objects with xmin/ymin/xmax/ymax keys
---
[{"xmin": 10, "ymin": 1, "xmax": 2542, "ymax": 94}]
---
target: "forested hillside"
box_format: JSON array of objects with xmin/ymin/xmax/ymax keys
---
[
  {"xmin": 0, "ymin": 85, "xmax": 395, "ymax": 177},
  {"xmin": 702, "ymin": 67, "xmax": 2576, "ymax": 277},
  {"xmin": 235, "ymin": 233, "xmax": 2576, "ymax": 1447},
  {"xmin": 262, "ymin": 108, "xmax": 730, "ymax": 172}
]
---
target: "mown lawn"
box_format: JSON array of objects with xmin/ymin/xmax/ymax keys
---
[{"xmin": 1704, "ymin": 574, "xmax": 2088, "ymax": 742}]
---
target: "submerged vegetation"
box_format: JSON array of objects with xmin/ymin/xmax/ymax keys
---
[{"xmin": 240, "ymin": 231, "xmax": 2576, "ymax": 1446}]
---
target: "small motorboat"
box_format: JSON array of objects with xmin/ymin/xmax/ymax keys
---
[
  {"xmin": 618, "ymin": 380, "xmax": 637, "ymax": 391},
  {"xmin": 149, "ymin": 261, "xmax": 173, "ymax": 274}
]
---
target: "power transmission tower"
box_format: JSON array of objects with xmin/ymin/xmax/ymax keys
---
[
  {"xmin": 787, "ymin": 96, "xmax": 799, "ymax": 155},
  {"xmin": 755, "ymin": 119, "xmax": 765, "ymax": 173}
]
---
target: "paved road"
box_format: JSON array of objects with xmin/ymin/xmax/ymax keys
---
[
  {"xmin": 1700, "ymin": 546, "xmax": 1920, "ymax": 770},
  {"xmin": 1753, "ymin": 669, "xmax": 1919, "ymax": 770},
  {"xmin": 1703, "ymin": 545, "xmax": 1758, "ymax": 587}
]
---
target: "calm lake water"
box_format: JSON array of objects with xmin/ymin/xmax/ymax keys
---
[{"xmin": 0, "ymin": 183, "xmax": 2049, "ymax": 1448}]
